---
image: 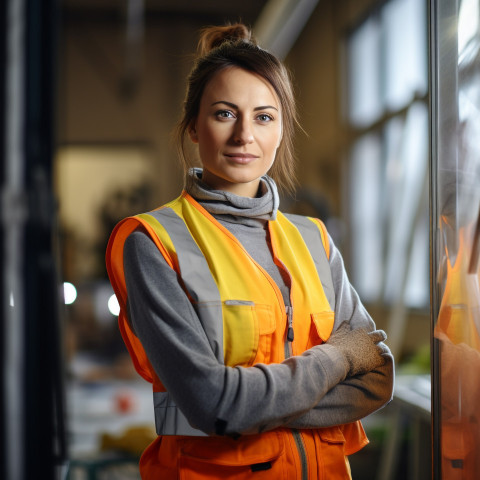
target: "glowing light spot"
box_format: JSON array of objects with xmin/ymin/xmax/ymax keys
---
[
  {"xmin": 108, "ymin": 294, "xmax": 120, "ymax": 316},
  {"xmin": 64, "ymin": 282, "xmax": 77, "ymax": 305}
]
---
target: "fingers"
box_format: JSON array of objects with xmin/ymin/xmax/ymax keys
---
[
  {"xmin": 375, "ymin": 346, "xmax": 387, "ymax": 367},
  {"xmin": 368, "ymin": 329, "xmax": 387, "ymax": 344},
  {"xmin": 376, "ymin": 342, "xmax": 390, "ymax": 355}
]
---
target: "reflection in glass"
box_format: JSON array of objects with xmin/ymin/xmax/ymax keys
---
[
  {"xmin": 458, "ymin": 0, "xmax": 479, "ymax": 55},
  {"xmin": 433, "ymin": 0, "xmax": 480, "ymax": 476}
]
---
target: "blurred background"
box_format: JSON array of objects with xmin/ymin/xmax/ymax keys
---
[{"xmin": 3, "ymin": 0, "xmax": 480, "ymax": 478}]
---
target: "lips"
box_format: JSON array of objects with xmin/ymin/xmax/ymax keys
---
[{"xmin": 224, "ymin": 153, "xmax": 259, "ymax": 164}]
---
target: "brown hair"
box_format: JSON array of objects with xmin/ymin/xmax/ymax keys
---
[{"xmin": 175, "ymin": 23, "xmax": 299, "ymax": 194}]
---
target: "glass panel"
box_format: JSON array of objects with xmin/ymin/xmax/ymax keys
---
[
  {"xmin": 432, "ymin": 0, "xmax": 480, "ymax": 477},
  {"xmin": 347, "ymin": 16, "xmax": 382, "ymax": 127},
  {"xmin": 458, "ymin": 0, "xmax": 479, "ymax": 56}
]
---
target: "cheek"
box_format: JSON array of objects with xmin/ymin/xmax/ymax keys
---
[
  {"xmin": 197, "ymin": 129, "xmax": 224, "ymax": 164},
  {"xmin": 198, "ymin": 124, "xmax": 226, "ymax": 148}
]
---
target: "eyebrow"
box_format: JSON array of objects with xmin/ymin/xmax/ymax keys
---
[{"xmin": 211, "ymin": 101, "xmax": 278, "ymax": 112}]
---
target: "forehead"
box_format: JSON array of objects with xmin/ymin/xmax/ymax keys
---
[{"xmin": 201, "ymin": 67, "xmax": 280, "ymax": 108}]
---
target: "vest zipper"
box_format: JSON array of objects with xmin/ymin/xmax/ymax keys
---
[
  {"xmin": 283, "ymin": 305, "xmax": 293, "ymax": 361},
  {"xmin": 271, "ymin": 245, "xmax": 309, "ymax": 480},
  {"xmin": 285, "ymin": 305, "xmax": 294, "ymax": 342},
  {"xmin": 292, "ymin": 429, "xmax": 309, "ymax": 480},
  {"xmin": 283, "ymin": 304, "xmax": 308, "ymax": 479}
]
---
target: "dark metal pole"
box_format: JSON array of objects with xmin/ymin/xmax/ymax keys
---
[
  {"xmin": 23, "ymin": 0, "xmax": 65, "ymax": 478},
  {"xmin": 2, "ymin": 0, "xmax": 65, "ymax": 478}
]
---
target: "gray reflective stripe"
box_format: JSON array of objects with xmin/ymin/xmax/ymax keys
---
[
  {"xmin": 147, "ymin": 207, "xmax": 224, "ymax": 363},
  {"xmin": 153, "ymin": 391, "xmax": 207, "ymax": 436},
  {"xmin": 284, "ymin": 214, "xmax": 335, "ymax": 311},
  {"xmin": 145, "ymin": 207, "xmax": 224, "ymax": 436}
]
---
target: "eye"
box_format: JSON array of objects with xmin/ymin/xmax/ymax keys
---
[
  {"xmin": 215, "ymin": 110, "xmax": 235, "ymax": 119},
  {"xmin": 256, "ymin": 113, "xmax": 274, "ymax": 123}
]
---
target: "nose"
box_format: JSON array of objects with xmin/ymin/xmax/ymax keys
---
[{"xmin": 233, "ymin": 118, "xmax": 254, "ymax": 145}]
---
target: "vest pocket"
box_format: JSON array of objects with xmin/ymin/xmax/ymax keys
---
[
  {"xmin": 178, "ymin": 432, "xmax": 286, "ymax": 480},
  {"xmin": 315, "ymin": 427, "xmax": 352, "ymax": 479},
  {"xmin": 222, "ymin": 301, "xmax": 275, "ymax": 367}
]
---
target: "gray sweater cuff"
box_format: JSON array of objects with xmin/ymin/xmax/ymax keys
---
[{"xmin": 305, "ymin": 343, "xmax": 349, "ymax": 387}]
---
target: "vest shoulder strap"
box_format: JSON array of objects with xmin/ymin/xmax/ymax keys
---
[{"xmin": 283, "ymin": 213, "xmax": 335, "ymax": 311}]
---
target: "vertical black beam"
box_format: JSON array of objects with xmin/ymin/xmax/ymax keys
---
[
  {"xmin": 2, "ymin": 0, "xmax": 63, "ymax": 477},
  {"xmin": 23, "ymin": 0, "xmax": 64, "ymax": 478}
]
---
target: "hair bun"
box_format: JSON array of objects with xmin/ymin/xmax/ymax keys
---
[{"xmin": 197, "ymin": 23, "xmax": 255, "ymax": 56}]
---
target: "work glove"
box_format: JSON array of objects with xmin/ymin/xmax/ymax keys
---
[{"xmin": 326, "ymin": 322, "xmax": 387, "ymax": 377}]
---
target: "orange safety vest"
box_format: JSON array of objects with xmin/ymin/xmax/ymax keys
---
[{"xmin": 106, "ymin": 192, "xmax": 368, "ymax": 480}]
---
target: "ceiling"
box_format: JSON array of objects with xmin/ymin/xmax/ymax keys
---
[
  {"xmin": 61, "ymin": 0, "xmax": 320, "ymax": 59},
  {"xmin": 61, "ymin": 0, "xmax": 268, "ymax": 26}
]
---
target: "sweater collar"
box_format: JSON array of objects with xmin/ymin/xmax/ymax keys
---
[{"xmin": 186, "ymin": 168, "xmax": 279, "ymax": 227}]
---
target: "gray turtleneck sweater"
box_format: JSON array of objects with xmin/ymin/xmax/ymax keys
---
[{"xmin": 123, "ymin": 171, "xmax": 394, "ymax": 436}]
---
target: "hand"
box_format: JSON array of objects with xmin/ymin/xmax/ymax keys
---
[{"xmin": 327, "ymin": 322, "xmax": 387, "ymax": 377}]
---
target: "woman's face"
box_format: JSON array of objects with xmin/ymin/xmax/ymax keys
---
[{"xmin": 189, "ymin": 66, "xmax": 282, "ymax": 197}]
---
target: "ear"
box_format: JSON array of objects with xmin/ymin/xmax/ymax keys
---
[
  {"xmin": 276, "ymin": 123, "xmax": 283, "ymax": 148},
  {"xmin": 188, "ymin": 122, "xmax": 199, "ymax": 144}
]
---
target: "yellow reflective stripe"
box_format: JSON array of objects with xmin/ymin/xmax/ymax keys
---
[
  {"xmin": 274, "ymin": 213, "xmax": 332, "ymax": 314},
  {"xmin": 173, "ymin": 194, "xmax": 285, "ymax": 366},
  {"xmin": 170, "ymin": 195, "xmax": 271, "ymax": 300}
]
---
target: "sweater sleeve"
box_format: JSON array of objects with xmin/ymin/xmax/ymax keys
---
[
  {"xmin": 123, "ymin": 229, "xmax": 349, "ymax": 436},
  {"xmin": 287, "ymin": 234, "xmax": 394, "ymax": 429}
]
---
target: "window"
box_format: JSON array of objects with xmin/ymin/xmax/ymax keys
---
[{"xmin": 345, "ymin": 0, "xmax": 428, "ymax": 307}]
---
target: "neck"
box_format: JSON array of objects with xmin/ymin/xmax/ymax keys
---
[{"xmin": 201, "ymin": 170, "xmax": 261, "ymax": 198}]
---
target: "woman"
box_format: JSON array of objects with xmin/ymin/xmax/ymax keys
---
[{"xmin": 106, "ymin": 23, "xmax": 394, "ymax": 480}]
